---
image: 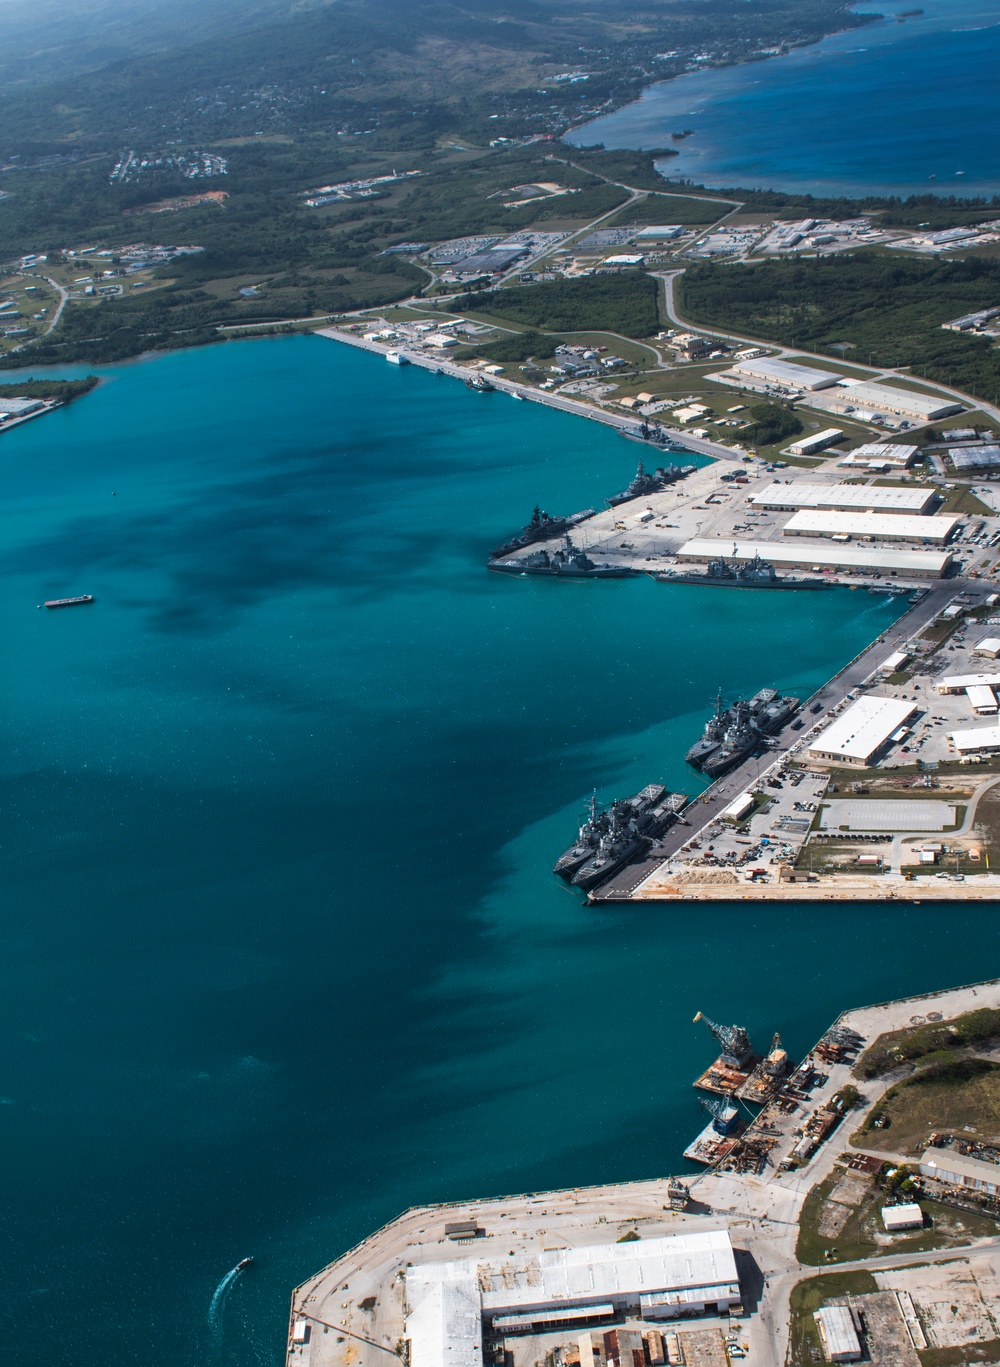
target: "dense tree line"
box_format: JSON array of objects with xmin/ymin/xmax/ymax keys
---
[
  {"xmin": 680, "ymin": 255, "xmax": 1000, "ymax": 400},
  {"xmin": 458, "ymin": 272, "xmax": 660, "ymax": 338}
]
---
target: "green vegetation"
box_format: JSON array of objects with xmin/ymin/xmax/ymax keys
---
[
  {"xmin": 740, "ymin": 401, "xmax": 802, "ymax": 446},
  {"xmin": 458, "ymin": 273, "xmax": 660, "ymax": 339},
  {"xmin": 679, "ymin": 254, "xmax": 1000, "ymax": 401},
  {"xmin": 854, "ymin": 1057, "xmax": 1000, "ymax": 1153},
  {"xmin": 0, "ymin": 377, "xmax": 98, "ymax": 401},
  {"xmin": 788, "ymin": 1271, "xmax": 878, "ymax": 1367},
  {"xmin": 455, "ymin": 331, "xmax": 557, "ymax": 364},
  {"xmin": 855, "ymin": 1008, "xmax": 1000, "ymax": 1079}
]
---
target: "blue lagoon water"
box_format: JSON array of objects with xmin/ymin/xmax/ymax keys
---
[
  {"xmin": 0, "ymin": 334, "xmax": 997, "ymax": 1365},
  {"xmin": 571, "ymin": 0, "xmax": 1000, "ymax": 197}
]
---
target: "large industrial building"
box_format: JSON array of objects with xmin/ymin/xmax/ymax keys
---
[
  {"xmin": 807, "ymin": 379, "xmax": 962, "ymax": 423},
  {"xmin": 750, "ymin": 482, "xmax": 937, "ymax": 514},
  {"xmin": 920, "ymin": 1147, "xmax": 1000, "ymax": 1195},
  {"xmin": 718, "ymin": 357, "xmax": 841, "ymax": 391},
  {"xmin": 404, "ymin": 1231, "xmax": 741, "ymax": 1367},
  {"xmin": 838, "ymin": 442, "xmax": 918, "ymax": 470},
  {"xmin": 950, "ymin": 444, "xmax": 1000, "ymax": 471},
  {"xmin": 780, "ymin": 510, "xmax": 959, "ymax": 543},
  {"xmin": 950, "ymin": 725, "xmax": 1000, "ymax": 755},
  {"xmin": 806, "ymin": 696, "xmax": 917, "ymax": 767},
  {"xmin": 676, "ymin": 538, "xmax": 952, "ymax": 579}
]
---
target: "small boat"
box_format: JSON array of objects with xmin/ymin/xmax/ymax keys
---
[
  {"xmin": 43, "ymin": 594, "xmax": 94, "ymax": 609},
  {"xmin": 236, "ymin": 1257, "xmax": 253, "ymax": 1270}
]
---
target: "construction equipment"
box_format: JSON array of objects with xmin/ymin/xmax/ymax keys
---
[{"xmin": 693, "ymin": 1011, "xmax": 755, "ymax": 1069}]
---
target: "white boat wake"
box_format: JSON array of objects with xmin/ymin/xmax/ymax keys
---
[{"xmin": 208, "ymin": 1263, "xmax": 246, "ymax": 1331}]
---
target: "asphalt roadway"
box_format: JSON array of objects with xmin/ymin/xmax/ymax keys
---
[{"xmin": 591, "ymin": 577, "xmax": 966, "ymax": 900}]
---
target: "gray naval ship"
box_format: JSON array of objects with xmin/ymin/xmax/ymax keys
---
[
  {"xmin": 607, "ymin": 458, "xmax": 697, "ymax": 507},
  {"xmin": 686, "ymin": 688, "xmax": 800, "ymax": 778},
  {"xmin": 489, "ymin": 537, "xmax": 638, "ymax": 579},
  {"xmin": 657, "ymin": 549, "xmax": 829, "ymax": 590},
  {"xmin": 554, "ymin": 785, "xmax": 687, "ymax": 890},
  {"xmin": 490, "ymin": 505, "xmax": 594, "ymax": 561}
]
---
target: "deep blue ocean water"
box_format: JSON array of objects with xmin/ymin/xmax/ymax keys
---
[
  {"xmin": 571, "ymin": 0, "xmax": 1000, "ymax": 198},
  {"xmin": 0, "ymin": 334, "xmax": 996, "ymax": 1366}
]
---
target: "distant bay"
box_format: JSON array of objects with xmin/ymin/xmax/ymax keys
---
[
  {"xmin": 1, "ymin": 335, "xmax": 997, "ymax": 1367},
  {"xmin": 571, "ymin": 0, "xmax": 1000, "ymax": 199}
]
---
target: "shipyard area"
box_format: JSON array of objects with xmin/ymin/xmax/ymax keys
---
[{"xmin": 286, "ymin": 978, "xmax": 1000, "ymax": 1367}]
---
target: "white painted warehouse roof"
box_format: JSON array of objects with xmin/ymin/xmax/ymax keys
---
[
  {"xmin": 826, "ymin": 379, "xmax": 962, "ymax": 421},
  {"xmin": 967, "ymin": 685, "xmax": 998, "ymax": 713},
  {"xmin": 807, "ymin": 696, "xmax": 917, "ymax": 764},
  {"xmin": 974, "ymin": 638, "xmax": 1000, "ymax": 658},
  {"xmin": 920, "ymin": 1146, "xmax": 1000, "ymax": 1189},
  {"xmin": 677, "ymin": 538, "xmax": 952, "ymax": 576},
  {"xmin": 725, "ymin": 357, "xmax": 841, "ymax": 389},
  {"xmin": 814, "ymin": 1305, "xmax": 862, "ymax": 1361},
  {"xmin": 781, "ymin": 510, "xmax": 958, "ymax": 542},
  {"xmin": 882, "ymin": 1203, "xmax": 923, "ymax": 1231},
  {"xmin": 404, "ymin": 1231, "xmax": 739, "ymax": 1367},
  {"xmin": 937, "ymin": 672, "xmax": 1000, "ymax": 693},
  {"xmin": 750, "ymin": 482, "xmax": 936, "ymax": 513},
  {"xmin": 950, "ymin": 725, "xmax": 1000, "ymax": 754}
]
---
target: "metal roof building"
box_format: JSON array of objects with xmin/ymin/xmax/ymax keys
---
[
  {"xmin": 949, "ymin": 724, "xmax": 1000, "ymax": 755},
  {"xmin": 750, "ymin": 482, "xmax": 937, "ymax": 514},
  {"xmin": 781, "ymin": 510, "xmax": 959, "ymax": 543},
  {"xmin": 787, "ymin": 427, "xmax": 844, "ymax": 455},
  {"xmin": 820, "ymin": 379, "xmax": 962, "ymax": 422},
  {"xmin": 882, "ymin": 1203, "xmax": 923, "ymax": 1231},
  {"xmin": 920, "ymin": 1146, "xmax": 1000, "ymax": 1193},
  {"xmin": 967, "ymin": 685, "xmax": 998, "ymax": 715},
  {"xmin": 950, "ymin": 444, "xmax": 1000, "ymax": 471},
  {"xmin": 676, "ymin": 538, "xmax": 952, "ymax": 579},
  {"xmin": 404, "ymin": 1231, "xmax": 740, "ymax": 1367},
  {"xmin": 937, "ymin": 672, "xmax": 1000, "ymax": 694},
  {"xmin": 814, "ymin": 1306, "xmax": 862, "ymax": 1362},
  {"xmin": 723, "ymin": 357, "xmax": 841, "ymax": 390},
  {"xmin": 807, "ymin": 696, "xmax": 917, "ymax": 767}
]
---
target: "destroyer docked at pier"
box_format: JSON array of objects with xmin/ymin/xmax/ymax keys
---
[
  {"xmin": 489, "ymin": 505, "xmax": 594, "ymax": 560},
  {"xmin": 607, "ymin": 458, "xmax": 697, "ymax": 507},
  {"xmin": 657, "ymin": 550, "xmax": 829, "ymax": 590},
  {"xmin": 553, "ymin": 784, "xmax": 686, "ymax": 889},
  {"xmin": 489, "ymin": 538, "xmax": 638, "ymax": 579},
  {"xmin": 685, "ymin": 687, "xmax": 799, "ymax": 777}
]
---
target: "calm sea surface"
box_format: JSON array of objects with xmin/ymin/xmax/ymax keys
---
[
  {"xmin": 571, "ymin": 0, "xmax": 1000, "ymax": 197},
  {"xmin": 0, "ymin": 334, "xmax": 993, "ymax": 1365}
]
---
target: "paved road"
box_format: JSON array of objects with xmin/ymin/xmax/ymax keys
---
[
  {"xmin": 591, "ymin": 579, "xmax": 963, "ymax": 899},
  {"xmin": 314, "ymin": 326, "xmax": 747, "ymax": 463},
  {"xmin": 658, "ymin": 270, "xmax": 1000, "ymax": 430}
]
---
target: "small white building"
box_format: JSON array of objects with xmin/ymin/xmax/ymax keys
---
[
  {"xmin": 882, "ymin": 1203, "xmax": 923, "ymax": 1231},
  {"xmin": 807, "ymin": 696, "xmax": 917, "ymax": 767},
  {"xmin": 974, "ymin": 638, "xmax": 1000, "ymax": 659},
  {"xmin": 920, "ymin": 1146, "xmax": 1000, "ymax": 1194},
  {"xmin": 880, "ymin": 649, "xmax": 910, "ymax": 675},
  {"xmin": 814, "ymin": 1305, "xmax": 862, "ymax": 1362},
  {"xmin": 787, "ymin": 427, "xmax": 844, "ymax": 455},
  {"xmin": 604, "ymin": 253, "xmax": 645, "ymax": 267},
  {"xmin": 722, "ymin": 792, "xmax": 756, "ymax": 822},
  {"xmin": 967, "ymin": 685, "xmax": 998, "ymax": 715}
]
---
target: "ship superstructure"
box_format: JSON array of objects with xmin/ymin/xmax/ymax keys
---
[
  {"xmin": 607, "ymin": 458, "xmax": 697, "ymax": 507},
  {"xmin": 685, "ymin": 686, "xmax": 799, "ymax": 777},
  {"xmin": 553, "ymin": 785, "xmax": 686, "ymax": 889}
]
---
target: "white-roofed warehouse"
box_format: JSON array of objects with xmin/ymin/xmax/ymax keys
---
[
  {"xmin": 404, "ymin": 1231, "xmax": 741, "ymax": 1367},
  {"xmin": 721, "ymin": 357, "xmax": 841, "ymax": 390},
  {"xmin": 781, "ymin": 510, "xmax": 959, "ymax": 543},
  {"xmin": 807, "ymin": 696, "xmax": 917, "ymax": 767},
  {"xmin": 750, "ymin": 482, "xmax": 937, "ymax": 514},
  {"xmin": 676, "ymin": 538, "xmax": 952, "ymax": 579},
  {"xmin": 814, "ymin": 1305, "xmax": 862, "ymax": 1362}
]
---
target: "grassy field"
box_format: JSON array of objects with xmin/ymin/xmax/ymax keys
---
[
  {"xmin": 855, "ymin": 1010, "xmax": 1000, "ymax": 1080},
  {"xmin": 854, "ymin": 1059, "xmax": 1000, "ymax": 1154}
]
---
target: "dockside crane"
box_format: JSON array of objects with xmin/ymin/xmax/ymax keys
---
[{"xmin": 693, "ymin": 1011, "xmax": 754, "ymax": 1069}]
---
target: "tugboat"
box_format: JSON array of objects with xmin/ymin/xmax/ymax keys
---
[
  {"xmin": 687, "ymin": 687, "xmax": 800, "ymax": 777},
  {"xmin": 489, "ymin": 537, "xmax": 638, "ymax": 578},
  {"xmin": 656, "ymin": 549, "xmax": 829, "ymax": 590},
  {"xmin": 489, "ymin": 506, "xmax": 593, "ymax": 560},
  {"xmin": 607, "ymin": 458, "xmax": 697, "ymax": 506},
  {"xmin": 236, "ymin": 1257, "xmax": 254, "ymax": 1270}
]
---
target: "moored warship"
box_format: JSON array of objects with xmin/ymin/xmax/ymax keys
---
[
  {"xmin": 607, "ymin": 458, "xmax": 697, "ymax": 507},
  {"xmin": 686, "ymin": 687, "xmax": 800, "ymax": 778},
  {"xmin": 657, "ymin": 549, "xmax": 829, "ymax": 590},
  {"xmin": 489, "ymin": 506, "xmax": 594, "ymax": 560},
  {"xmin": 489, "ymin": 538, "xmax": 638, "ymax": 579},
  {"xmin": 554, "ymin": 784, "xmax": 686, "ymax": 889}
]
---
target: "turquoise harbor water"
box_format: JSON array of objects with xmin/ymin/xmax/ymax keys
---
[
  {"xmin": 572, "ymin": 0, "xmax": 1000, "ymax": 198},
  {"xmin": 0, "ymin": 333, "xmax": 997, "ymax": 1366}
]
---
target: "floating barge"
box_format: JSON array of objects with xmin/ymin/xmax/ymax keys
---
[
  {"xmin": 692, "ymin": 1012, "xmax": 760, "ymax": 1096},
  {"xmin": 683, "ymin": 1096, "xmax": 746, "ymax": 1166},
  {"xmin": 43, "ymin": 594, "xmax": 94, "ymax": 609}
]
